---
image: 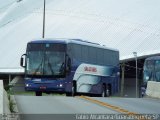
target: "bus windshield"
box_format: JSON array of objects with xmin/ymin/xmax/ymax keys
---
[
  {"xmin": 143, "ymin": 60, "xmax": 154, "ymax": 82},
  {"xmin": 155, "ymin": 60, "xmax": 160, "ymax": 82},
  {"xmin": 144, "ymin": 60, "xmax": 154, "ymax": 70},
  {"xmin": 155, "ymin": 60, "xmax": 160, "ymax": 72},
  {"xmin": 26, "ymin": 43, "xmax": 66, "ymax": 77},
  {"xmin": 144, "ymin": 60, "xmax": 160, "ymax": 82}
]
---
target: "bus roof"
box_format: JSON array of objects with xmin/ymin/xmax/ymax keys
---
[
  {"xmin": 145, "ymin": 56, "xmax": 160, "ymax": 61},
  {"xmin": 29, "ymin": 38, "xmax": 119, "ymax": 52}
]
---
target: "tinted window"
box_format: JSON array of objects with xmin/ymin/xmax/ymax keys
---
[
  {"xmin": 73, "ymin": 44, "xmax": 82, "ymax": 61},
  {"xmin": 27, "ymin": 43, "xmax": 66, "ymax": 52},
  {"xmin": 97, "ymin": 48, "xmax": 104, "ymax": 65},
  {"xmin": 81, "ymin": 45, "xmax": 88, "ymax": 62},
  {"xmin": 26, "ymin": 43, "xmax": 66, "ymax": 77},
  {"xmin": 145, "ymin": 60, "xmax": 154, "ymax": 70},
  {"xmin": 88, "ymin": 47, "xmax": 96, "ymax": 64}
]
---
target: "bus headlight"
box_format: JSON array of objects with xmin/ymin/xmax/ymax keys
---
[
  {"xmin": 60, "ymin": 84, "xmax": 63, "ymax": 87},
  {"xmin": 117, "ymin": 72, "xmax": 120, "ymax": 76},
  {"xmin": 146, "ymin": 76, "xmax": 149, "ymax": 80},
  {"xmin": 25, "ymin": 84, "xmax": 31, "ymax": 87}
]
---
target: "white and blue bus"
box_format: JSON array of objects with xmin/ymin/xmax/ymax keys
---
[
  {"xmin": 142, "ymin": 56, "xmax": 160, "ymax": 96},
  {"xmin": 20, "ymin": 39, "xmax": 120, "ymax": 96},
  {"xmin": 143, "ymin": 56, "xmax": 160, "ymax": 84}
]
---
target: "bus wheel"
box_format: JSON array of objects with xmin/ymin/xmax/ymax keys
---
[
  {"xmin": 106, "ymin": 84, "xmax": 111, "ymax": 97},
  {"xmin": 101, "ymin": 84, "xmax": 107, "ymax": 97},
  {"xmin": 72, "ymin": 81, "xmax": 77, "ymax": 97},
  {"xmin": 66, "ymin": 93, "xmax": 72, "ymax": 96},
  {"xmin": 35, "ymin": 91, "xmax": 42, "ymax": 96}
]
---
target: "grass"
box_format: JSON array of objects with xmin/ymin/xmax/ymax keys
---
[{"xmin": 14, "ymin": 91, "xmax": 35, "ymax": 95}]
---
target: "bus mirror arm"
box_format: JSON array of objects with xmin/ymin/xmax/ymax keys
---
[{"xmin": 20, "ymin": 54, "xmax": 26, "ymax": 68}]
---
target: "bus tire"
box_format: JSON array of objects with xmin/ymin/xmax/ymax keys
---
[
  {"xmin": 35, "ymin": 91, "xmax": 42, "ymax": 96},
  {"xmin": 72, "ymin": 81, "xmax": 77, "ymax": 97},
  {"xmin": 106, "ymin": 84, "xmax": 111, "ymax": 97},
  {"xmin": 101, "ymin": 84, "xmax": 107, "ymax": 97},
  {"xmin": 66, "ymin": 93, "xmax": 72, "ymax": 96}
]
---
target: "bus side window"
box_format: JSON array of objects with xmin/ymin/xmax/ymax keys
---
[
  {"xmin": 66, "ymin": 55, "xmax": 71, "ymax": 73},
  {"xmin": 89, "ymin": 47, "xmax": 96, "ymax": 64},
  {"xmin": 97, "ymin": 48, "xmax": 104, "ymax": 65},
  {"xmin": 81, "ymin": 45, "xmax": 88, "ymax": 63},
  {"xmin": 73, "ymin": 44, "xmax": 82, "ymax": 62}
]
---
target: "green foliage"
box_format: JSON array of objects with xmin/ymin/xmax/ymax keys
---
[
  {"xmin": 4, "ymin": 85, "xmax": 10, "ymax": 91},
  {"xmin": 6, "ymin": 85, "xmax": 16, "ymax": 113},
  {"xmin": 9, "ymin": 98, "xmax": 16, "ymax": 113}
]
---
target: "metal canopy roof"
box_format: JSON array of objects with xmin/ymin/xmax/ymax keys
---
[{"xmin": 0, "ymin": 0, "xmax": 160, "ymax": 73}]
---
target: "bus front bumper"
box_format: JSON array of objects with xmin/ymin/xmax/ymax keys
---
[{"xmin": 25, "ymin": 83, "xmax": 65, "ymax": 92}]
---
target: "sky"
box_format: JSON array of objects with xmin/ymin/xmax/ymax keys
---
[{"xmin": 0, "ymin": 0, "xmax": 160, "ymax": 72}]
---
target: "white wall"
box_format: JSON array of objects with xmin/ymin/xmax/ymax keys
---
[
  {"xmin": 0, "ymin": 80, "xmax": 3, "ymax": 114},
  {"xmin": 146, "ymin": 81, "xmax": 160, "ymax": 98},
  {"xmin": 0, "ymin": 80, "xmax": 11, "ymax": 114}
]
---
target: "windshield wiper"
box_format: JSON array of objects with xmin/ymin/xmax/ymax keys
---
[
  {"xmin": 33, "ymin": 58, "xmax": 43, "ymax": 75},
  {"xmin": 47, "ymin": 58, "xmax": 54, "ymax": 75},
  {"xmin": 59, "ymin": 62, "xmax": 65, "ymax": 74}
]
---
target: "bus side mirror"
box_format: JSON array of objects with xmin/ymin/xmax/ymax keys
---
[{"xmin": 20, "ymin": 54, "xmax": 26, "ymax": 68}]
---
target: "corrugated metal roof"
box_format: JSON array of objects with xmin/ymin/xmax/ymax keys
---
[{"xmin": 0, "ymin": 0, "xmax": 160, "ymax": 72}]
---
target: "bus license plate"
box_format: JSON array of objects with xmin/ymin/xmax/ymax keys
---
[{"xmin": 40, "ymin": 86, "xmax": 46, "ymax": 90}]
